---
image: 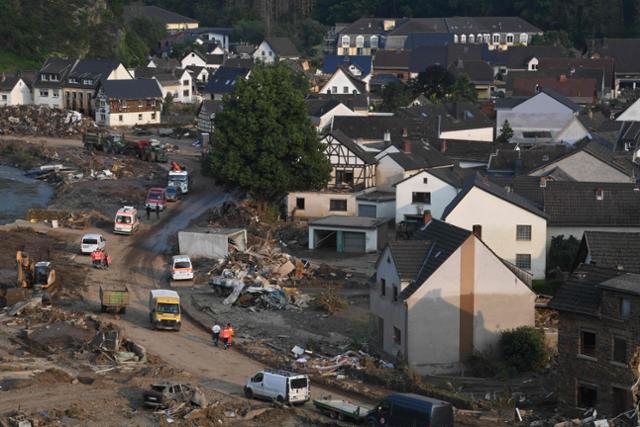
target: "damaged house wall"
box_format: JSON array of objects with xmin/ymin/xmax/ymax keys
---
[{"xmin": 178, "ymin": 229, "xmax": 247, "ymax": 259}]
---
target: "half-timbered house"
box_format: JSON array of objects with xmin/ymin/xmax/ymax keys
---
[
  {"xmin": 95, "ymin": 79, "xmax": 163, "ymax": 126},
  {"xmin": 287, "ymin": 130, "xmax": 378, "ymax": 219}
]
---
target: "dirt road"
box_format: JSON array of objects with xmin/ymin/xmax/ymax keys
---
[{"xmin": 79, "ymin": 145, "xmax": 356, "ymax": 405}]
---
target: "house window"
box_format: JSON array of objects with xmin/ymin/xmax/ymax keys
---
[
  {"xmin": 472, "ymin": 224, "xmax": 482, "ymax": 239},
  {"xmin": 393, "ymin": 327, "xmax": 401, "ymax": 345},
  {"xmin": 341, "ymin": 35, "xmax": 350, "ymax": 47},
  {"xmin": 580, "ymin": 330, "xmax": 596, "ymax": 358},
  {"xmin": 138, "ymin": 113, "xmax": 143, "ymax": 120},
  {"xmin": 476, "ymin": 33, "xmax": 482, "ymax": 43},
  {"xmin": 183, "ymin": 90, "xmax": 189, "ymax": 96},
  {"xmin": 356, "ymin": 35, "xmax": 364, "ymax": 48},
  {"xmin": 453, "ymin": 34, "xmax": 459, "ymax": 43},
  {"xmin": 100, "ymin": 113, "xmax": 106, "ymax": 122},
  {"xmin": 612, "ymin": 387, "xmax": 632, "ymax": 415},
  {"xmin": 119, "ymin": 115, "xmax": 123, "ymax": 122},
  {"xmin": 83, "ymin": 79, "xmax": 92, "ymax": 85},
  {"xmin": 422, "ymin": 177, "xmax": 428, "ymax": 184},
  {"xmin": 613, "ymin": 336, "xmax": 628, "ymax": 364},
  {"xmin": 516, "ymin": 225, "xmax": 532, "ymax": 241},
  {"xmin": 183, "ymin": 79, "xmax": 189, "ymax": 86},
  {"xmin": 469, "ymin": 34, "xmax": 475, "ymax": 43},
  {"xmin": 331, "ymin": 86, "xmax": 337, "ymax": 94},
  {"xmin": 39, "ymin": 90, "xmax": 48, "ymax": 97},
  {"xmin": 460, "ymin": 34, "xmax": 467, "ymax": 44},
  {"xmin": 531, "ymin": 62, "xmax": 538, "ymax": 71},
  {"xmin": 50, "ymin": 74, "xmax": 58, "ymax": 81},
  {"xmin": 515, "ymin": 254, "xmax": 531, "ymax": 270},
  {"xmin": 52, "ymin": 90, "xmax": 59, "ymax": 98},
  {"xmin": 151, "ymin": 112, "xmax": 156, "ymax": 120},
  {"xmin": 577, "ymin": 384, "xmax": 598, "ymax": 408},
  {"xmin": 296, "ymin": 197, "xmax": 305, "ymax": 210},
  {"xmin": 336, "ymin": 170, "xmax": 354, "ymax": 186},
  {"xmin": 620, "ymin": 298, "xmax": 631, "ymax": 320},
  {"xmin": 520, "ymin": 33, "xmax": 528, "ymax": 44},
  {"xmin": 483, "ymin": 34, "xmax": 491, "ymax": 43},
  {"xmin": 41, "ymin": 75, "xmax": 48, "ymax": 81},
  {"xmin": 506, "ymin": 33, "xmax": 514, "ymax": 44},
  {"xmin": 380, "ymin": 278, "xmax": 386, "ymax": 296},
  {"xmin": 330, "ymin": 199, "xmax": 347, "ymax": 211},
  {"xmin": 412, "ymin": 192, "xmax": 431, "ymax": 204},
  {"xmin": 492, "ymin": 33, "xmax": 500, "ymax": 44},
  {"xmin": 370, "ymin": 35, "xmax": 379, "ymax": 49},
  {"xmin": 1, "ymin": 95, "xmax": 6, "ymax": 101},
  {"xmin": 596, "ymin": 188, "xmax": 604, "ymax": 201},
  {"xmin": 392, "ymin": 286, "xmax": 398, "ymax": 302},
  {"xmin": 343, "ymin": 86, "xmax": 349, "ymax": 94}
]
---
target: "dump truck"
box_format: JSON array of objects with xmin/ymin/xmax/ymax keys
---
[
  {"xmin": 100, "ymin": 285, "xmax": 129, "ymax": 314},
  {"xmin": 168, "ymin": 162, "xmax": 192, "ymax": 194},
  {"xmin": 149, "ymin": 289, "xmax": 181, "ymax": 331}
]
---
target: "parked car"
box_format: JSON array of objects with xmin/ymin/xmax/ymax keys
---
[
  {"xmin": 366, "ymin": 393, "xmax": 454, "ymax": 427},
  {"xmin": 171, "ymin": 255, "xmax": 193, "ymax": 281},
  {"xmin": 145, "ymin": 187, "xmax": 167, "ymax": 211},
  {"xmin": 81, "ymin": 233, "xmax": 106, "ymax": 254},
  {"xmin": 244, "ymin": 369, "xmax": 310, "ymax": 404},
  {"xmin": 143, "ymin": 382, "xmax": 206, "ymax": 408},
  {"xmin": 165, "ymin": 185, "xmax": 181, "ymax": 202}
]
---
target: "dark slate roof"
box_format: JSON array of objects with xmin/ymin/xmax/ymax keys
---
[
  {"xmin": 409, "ymin": 46, "xmax": 449, "ymax": 73},
  {"xmin": 101, "ymin": 79, "xmax": 162, "ymax": 99},
  {"xmin": 67, "ymin": 59, "xmax": 120, "ymax": 88},
  {"xmin": 327, "ymin": 130, "xmax": 377, "ymax": 164},
  {"xmin": 589, "ymin": 38, "xmax": 640, "ymax": 74},
  {"xmin": 538, "ymin": 57, "xmax": 615, "ymax": 89},
  {"xmin": 543, "ymin": 182, "xmax": 640, "ymax": 226},
  {"xmin": 197, "ymin": 99, "xmax": 224, "ymax": 116},
  {"xmin": 151, "ymin": 56, "xmax": 180, "ymax": 70},
  {"xmin": 431, "ymin": 139, "xmax": 509, "ymax": 163},
  {"xmin": 205, "ymin": 54, "xmax": 225, "ymax": 65},
  {"xmin": 404, "ymin": 33, "xmax": 454, "ymax": 49},
  {"xmin": 306, "ymin": 98, "xmax": 342, "ymax": 117},
  {"xmin": 445, "ymin": 16, "xmax": 542, "ymax": 34},
  {"xmin": 389, "ymin": 18, "xmax": 448, "ymax": 35},
  {"xmin": 386, "ymin": 142, "xmax": 454, "ymax": 171},
  {"xmin": 40, "ymin": 57, "xmax": 75, "ymax": 74},
  {"xmin": 223, "ymin": 57, "xmax": 254, "ymax": 69},
  {"xmin": 495, "ymin": 97, "xmax": 528, "ymax": 109},
  {"xmin": 135, "ymin": 67, "xmax": 182, "ymax": 85},
  {"xmin": 539, "ymin": 87, "xmax": 581, "ymax": 111},
  {"xmin": 331, "ymin": 115, "xmax": 424, "ymax": 141},
  {"xmin": 356, "ymin": 190, "xmax": 395, "ymax": 202},
  {"xmin": 548, "ymin": 264, "xmax": 624, "ymax": 316},
  {"xmin": 203, "ymin": 67, "xmax": 249, "ymax": 95},
  {"xmin": 399, "ymin": 219, "xmax": 472, "ymax": 299},
  {"xmin": 340, "ymin": 18, "xmax": 387, "ymax": 35},
  {"xmin": 599, "ymin": 274, "xmax": 640, "ymax": 296},
  {"xmin": 487, "ymin": 145, "xmax": 570, "ymax": 174},
  {"xmin": 583, "ymin": 231, "xmax": 640, "ymax": 273},
  {"xmin": 488, "ymin": 45, "xmax": 566, "ymax": 69},
  {"xmin": 124, "ymin": 5, "xmax": 198, "ymax": 24},
  {"xmin": 448, "ymin": 59, "xmax": 493, "ymax": 83},
  {"xmin": 306, "ymin": 93, "xmax": 369, "ymax": 111},
  {"xmin": 0, "ymin": 76, "xmax": 21, "ymax": 91},
  {"xmin": 374, "ymin": 50, "xmax": 411, "ymax": 70},
  {"xmin": 488, "ymin": 175, "xmax": 545, "ymax": 207},
  {"xmin": 442, "ymin": 173, "xmax": 548, "ymax": 220},
  {"xmin": 578, "ymin": 138, "xmax": 635, "ymax": 176},
  {"xmin": 322, "ymin": 55, "xmax": 372, "ymax": 76},
  {"xmin": 496, "ymin": 88, "xmax": 580, "ymax": 112},
  {"xmin": 393, "ymin": 166, "xmax": 470, "ymax": 188},
  {"xmin": 387, "ymin": 240, "xmax": 434, "ymax": 281},
  {"xmin": 265, "ymin": 37, "xmax": 300, "ymax": 58}
]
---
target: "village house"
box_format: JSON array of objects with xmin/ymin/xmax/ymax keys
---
[
  {"xmin": 33, "ymin": 57, "xmax": 75, "ymax": 108},
  {"xmin": 549, "ymin": 265, "xmax": 636, "ymax": 416},
  {"xmin": 589, "ymin": 38, "xmax": 640, "ymax": 96},
  {"xmin": 287, "ymin": 130, "xmax": 377, "ymax": 220},
  {"xmin": 371, "ymin": 219, "xmax": 535, "ymax": 375},
  {"xmin": 184, "ymin": 27, "xmax": 232, "ymax": 51},
  {"xmin": 442, "ymin": 173, "xmax": 548, "ymax": 279},
  {"xmin": 147, "ymin": 56, "xmax": 180, "ymax": 70},
  {"xmin": 537, "ymin": 57, "xmax": 615, "ymax": 99},
  {"xmin": 124, "ymin": 5, "xmax": 198, "ymax": 33},
  {"xmin": 180, "ymin": 51, "xmax": 225, "ymax": 71},
  {"xmin": 135, "ymin": 67, "xmax": 194, "ymax": 103},
  {"xmin": 253, "ymin": 37, "xmax": 300, "ymax": 64},
  {"xmin": 0, "ymin": 75, "xmax": 32, "ymax": 106},
  {"xmin": 95, "ymin": 79, "xmax": 163, "ymax": 127},
  {"xmin": 573, "ymin": 230, "xmax": 640, "ymax": 272},
  {"xmin": 495, "ymin": 88, "xmax": 586, "ymax": 145},
  {"xmin": 63, "ymin": 59, "xmax": 132, "ymax": 116},
  {"xmin": 195, "ymin": 99, "xmax": 223, "ymax": 145},
  {"xmin": 488, "ymin": 45, "xmax": 566, "ymax": 76},
  {"xmin": 305, "ymin": 98, "xmax": 359, "ymax": 132},
  {"xmin": 202, "ymin": 66, "xmax": 250, "ymax": 101},
  {"xmin": 320, "ymin": 66, "xmax": 368, "ymax": 95}
]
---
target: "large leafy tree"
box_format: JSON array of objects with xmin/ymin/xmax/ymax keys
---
[
  {"xmin": 409, "ymin": 65, "xmax": 456, "ymax": 100},
  {"xmin": 450, "ymin": 74, "xmax": 477, "ymax": 102},
  {"xmin": 209, "ymin": 63, "xmax": 331, "ymax": 204}
]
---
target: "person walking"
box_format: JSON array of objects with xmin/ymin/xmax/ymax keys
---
[
  {"xmin": 146, "ymin": 205, "xmax": 151, "ymax": 220},
  {"xmin": 211, "ymin": 323, "xmax": 221, "ymax": 346},
  {"xmin": 155, "ymin": 204, "xmax": 160, "ymax": 219},
  {"xmin": 222, "ymin": 323, "xmax": 234, "ymax": 349}
]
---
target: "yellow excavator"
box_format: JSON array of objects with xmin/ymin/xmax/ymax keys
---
[{"xmin": 16, "ymin": 251, "xmax": 56, "ymax": 301}]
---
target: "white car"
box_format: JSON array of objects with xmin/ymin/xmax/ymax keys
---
[
  {"xmin": 81, "ymin": 233, "xmax": 106, "ymax": 254},
  {"xmin": 171, "ymin": 255, "xmax": 193, "ymax": 281}
]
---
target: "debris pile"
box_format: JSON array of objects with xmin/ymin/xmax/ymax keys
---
[
  {"xmin": 26, "ymin": 208, "xmax": 110, "ymax": 228},
  {"xmin": 0, "ymin": 105, "xmax": 95, "ymax": 136}
]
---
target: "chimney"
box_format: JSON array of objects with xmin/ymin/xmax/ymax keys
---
[
  {"xmin": 423, "ymin": 211, "xmax": 432, "ymax": 225},
  {"xmin": 403, "ymin": 139, "xmax": 411, "ymax": 153},
  {"xmin": 441, "ymin": 139, "xmax": 448, "ymax": 153},
  {"xmin": 559, "ymin": 74, "xmax": 567, "ymax": 82},
  {"xmin": 595, "ymin": 187, "xmax": 604, "ymax": 200},
  {"xmin": 539, "ymin": 177, "xmax": 547, "ymax": 188},
  {"xmin": 383, "ymin": 130, "xmax": 391, "ymax": 143}
]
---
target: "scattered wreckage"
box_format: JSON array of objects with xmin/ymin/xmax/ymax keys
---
[{"xmin": 143, "ymin": 382, "xmax": 207, "ymax": 409}]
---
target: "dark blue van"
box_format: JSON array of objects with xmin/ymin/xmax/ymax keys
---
[{"xmin": 366, "ymin": 393, "xmax": 454, "ymax": 427}]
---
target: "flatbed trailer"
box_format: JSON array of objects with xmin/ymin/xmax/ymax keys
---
[
  {"xmin": 313, "ymin": 398, "xmax": 372, "ymax": 422},
  {"xmin": 100, "ymin": 285, "xmax": 129, "ymax": 314}
]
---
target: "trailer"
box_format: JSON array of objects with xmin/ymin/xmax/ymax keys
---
[
  {"xmin": 313, "ymin": 398, "xmax": 371, "ymax": 422},
  {"xmin": 100, "ymin": 285, "xmax": 129, "ymax": 314}
]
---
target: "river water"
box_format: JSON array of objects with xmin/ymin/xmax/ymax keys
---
[{"xmin": 0, "ymin": 165, "xmax": 54, "ymax": 224}]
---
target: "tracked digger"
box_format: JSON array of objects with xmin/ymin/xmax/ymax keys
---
[{"xmin": 16, "ymin": 251, "xmax": 56, "ymax": 302}]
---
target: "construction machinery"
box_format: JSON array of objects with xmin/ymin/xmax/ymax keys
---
[
  {"xmin": 16, "ymin": 251, "xmax": 56, "ymax": 301},
  {"xmin": 83, "ymin": 130, "xmax": 167, "ymax": 162}
]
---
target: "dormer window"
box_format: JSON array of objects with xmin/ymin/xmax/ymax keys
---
[
  {"xmin": 41, "ymin": 75, "xmax": 48, "ymax": 81},
  {"xmin": 370, "ymin": 35, "xmax": 379, "ymax": 49},
  {"xmin": 341, "ymin": 35, "xmax": 350, "ymax": 48},
  {"xmin": 492, "ymin": 33, "xmax": 500, "ymax": 44},
  {"xmin": 520, "ymin": 33, "xmax": 528, "ymax": 44},
  {"xmin": 595, "ymin": 188, "xmax": 604, "ymax": 200},
  {"xmin": 83, "ymin": 79, "xmax": 93, "ymax": 85},
  {"xmin": 506, "ymin": 33, "xmax": 515, "ymax": 44},
  {"xmin": 356, "ymin": 35, "xmax": 364, "ymax": 48}
]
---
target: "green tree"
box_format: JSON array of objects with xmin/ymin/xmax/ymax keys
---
[
  {"xmin": 209, "ymin": 63, "xmax": 331, "ymax": 204},
  {"xmin": 450, "ymin": 74, "xmax": 477, "ymax": 102},
  {"xmin": 500, "ymin": 326, "xmax": 547, "ymax": 373},
  {"xmin": 547, "ymin": 235, "xmax": 581, "ymax": 273},
  {"xmin": 163, "ymin": 93, "xmax": 174, "ymax": 115},
  {"xmin": 381, "ymin": 81, "xmax": 412, "ymax": 112},
  {"xmin": 497, "ymin": 120, "xmax": 514, "ymax": 143},
  {"xmin": 232, "ymin": 19, "xmax": 266, "ymax": 44},
  {"xmin": 409, "ymin": 65, "xmax": 456, "ymax": 100}
]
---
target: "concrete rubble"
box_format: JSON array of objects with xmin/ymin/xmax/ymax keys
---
[{"xmin": 0, "ymin": 105, "xmax": 94, "ymax": 137}]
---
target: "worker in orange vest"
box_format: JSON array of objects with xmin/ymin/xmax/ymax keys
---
[
  {"xmin": 220, "ymin": 326, "xmax": 231, "ymax": 349},
  {"xmin": 91, "ymin": 249, "xmax": 103, "ymax": 268}
]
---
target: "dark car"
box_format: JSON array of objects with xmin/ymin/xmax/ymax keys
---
[
  {"xmin": 143, "ymin": 383, "xmax": 206, "ymax": 408},
  {"xmin": 165, "ymin": 185, "xmax": 181, "ymax": 202},
  {"xmin": 366, "ymin": 393, "xmax": 454, "ymax": 427}
]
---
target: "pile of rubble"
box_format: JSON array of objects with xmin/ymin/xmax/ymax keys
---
[{"xmin": 0, "ymin": 105, "xmax": 95, "ymax": 136}]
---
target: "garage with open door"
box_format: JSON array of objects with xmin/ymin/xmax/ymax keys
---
[{"xmin": 308, "ymin": 216, "xmax": 389, "ymax": 253}]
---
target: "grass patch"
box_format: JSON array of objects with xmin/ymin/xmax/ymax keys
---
[
  {"xmin": 0, "ymin": 50, "xmax": 41, "ymax": 71},
  {"xmin": 532, "ymin": 279, "xmax": 562, "ymax": 296}
]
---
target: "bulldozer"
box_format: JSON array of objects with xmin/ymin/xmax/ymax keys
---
[{"xmin": 16, "ymin": 251, "xmax": 56, "ymax": 302}]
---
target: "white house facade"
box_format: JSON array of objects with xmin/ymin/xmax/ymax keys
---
[
  {"xmin": 0, "ymin": 77, "xmax": 32, "ymax": 106},
  {"xmin": 181, "ymin": 52, "xmax": 207, "ymax": 69},
  {"xmin": 320, "ymin": 67, "xmax": 366, "ymax": 95},
  {"xmin": 395, "ymin": 170, "xmax": 460, "ymax": 223}
]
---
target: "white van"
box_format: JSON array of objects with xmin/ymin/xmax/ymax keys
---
[
  {"xmin": 244, "ymin": 370, "xmax": 310, "ymax": 404},
  {"xmin": 171, "ymin": 255, "xmax": 193, "ymax": 281},
  {"xmin": 81, "ymin": 233, "xmax": 106, "ymax": 254}
]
